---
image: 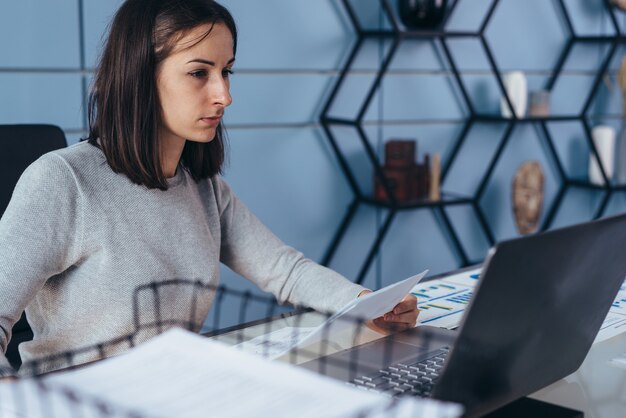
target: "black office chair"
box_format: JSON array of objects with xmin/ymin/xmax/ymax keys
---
[{"xmin": 1, "ymin": 124, "xmax": 68, "ymax": 369}]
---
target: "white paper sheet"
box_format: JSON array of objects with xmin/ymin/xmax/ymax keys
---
[
  {"xmin": 434, "ymin": 268, "xmax": 481, "ymax": 288},
  {"xmin": 0, "ymin": 329, "xmax": 462, "ymax": 418},
  {"xmin": 593, "ymin": 278, "xmax": 626, "ymax": 344},
  {"xmin": 292, "ymin": 270, "xmax": 428, "ymax": 351},
  {"xmin": 609, "ymin": 278, "xmax": 626, "ymax": 315},
  {"xmin": 594, "ymin": 312, "xmax": 626, "ymax": 344},
  {"xmin": 234, "ymin": 326, "xmax": 317, "ymax": 359},
  {"xmin": 0, "ymin": 379, "xmax": 124, "ymax": 418}
]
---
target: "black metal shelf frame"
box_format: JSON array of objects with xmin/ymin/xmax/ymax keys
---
[{"xmin": 320, "ymin": 0, "xmax": 626, "ymax": 285}]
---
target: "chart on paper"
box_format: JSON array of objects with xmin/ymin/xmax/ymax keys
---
[
  {"xmin": 412, "ymin": 269, "xmax": 479, "ymax": 330},
  {"xmin": 610, "ymin": 280, "xmax": 626, "ymax": 314},
  {"xmin": 595, "ymin": 278, "xmax": 626, "ymax": 343}
]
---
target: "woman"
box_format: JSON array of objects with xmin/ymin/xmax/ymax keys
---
[{"xmin": 0, "ymin": 0, "xmax": 418, "ymax": 377}]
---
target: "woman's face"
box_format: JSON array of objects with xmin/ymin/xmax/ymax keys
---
[{"xmin": 156, "ymin": 23, "xmax": 234, "ymax": 146}]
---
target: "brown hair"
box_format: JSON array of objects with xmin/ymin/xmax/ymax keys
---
[{"xmin": 87, "ymin": 0, "xmax": 237, "ymax": 190}]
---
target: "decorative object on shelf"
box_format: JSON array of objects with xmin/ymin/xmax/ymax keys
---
[
  {"xmin": 419, "ymin": 154, "xmax": 430, "ymax": 198},
  {"xmin": 588, "ymin": 125, "xmax": 616, "ymax": 186},
  {"xmin": 512, "ymin": 161, "xmax": 544, "ymax": 235},
  {"xmin": 528, "ymin": 90, "xmax": 550, "ymax": 117},
  {"xmin": 500, "ymin": 71, "xmax": 528, "ymax": 119},
  {"xmin": 611, "ymin": 0, "xmax": 626, "ymax": 12},
  {"xmin": 385, "ymin": 139, "xmax": 415, "ymax": 168},
  {"xmin": 429, "ymin": 153, "xmax": 441, "ymax": 201},
  {"xmin": 617, "ymin": 56, "xmax": 626, "ymax": 184},
  {"xmin": 397, "ymin": 0, "xmax": 448, "ymax": 29},
  {"xmin": 374, "ymin": 139, "xmax": 431, "ymax": 202}
]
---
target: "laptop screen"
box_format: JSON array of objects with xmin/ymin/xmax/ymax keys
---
[{"xmin": 433, "ymin": 213, "xmax": 626, "ymax": 416}]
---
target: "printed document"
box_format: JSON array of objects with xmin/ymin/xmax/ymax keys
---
[
  {"xmin": 594, "ymin": 277, "xmax": 626, "ymax": 343},
  {"xmin": 0, "ymin": 328, "xmax": 463, "ymax": 418}
]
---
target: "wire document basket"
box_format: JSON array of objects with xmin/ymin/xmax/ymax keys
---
[{"xmin": 0, "ymin": 280, "xmax": 462, "ymax": 418}]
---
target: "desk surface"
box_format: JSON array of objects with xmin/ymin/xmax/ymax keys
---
[
  {"xmin": 210, "ymin": 278, "xmax": 626, "ymax": 418},
  {"xmin": 530, "ymin": 331, "xmax": 626, "ymax": 418}
]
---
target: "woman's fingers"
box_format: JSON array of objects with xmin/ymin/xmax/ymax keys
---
[
  {"xmin": 360, "ymin": 292, "xmax": 420, "ymax": 334},
  {"xmin": 370, "ymin": 293, "xmax": 420, "ymax": 331},
  {"xmin": 393, "ymin": 294, "xmax": 418, "ymax": 315},
  {"xmin": 383, "ymin": 310, "xmax": 418, "ymax": 325},
  {"xmin": 383, "ymin": 294, "xmax": 419, "ymax": 324}
]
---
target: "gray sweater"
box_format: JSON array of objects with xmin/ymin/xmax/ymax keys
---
[{"xmin": 0, "ymin": 141, "xmax": 364, "ymax": 375}]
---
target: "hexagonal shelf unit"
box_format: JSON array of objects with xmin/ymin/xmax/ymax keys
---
[
  {"xmin": 533, "ymin": 0, "xmax": 626, "ymax": 228},
  {"xmin": 542, "ymin": 0, "xmax": 626, "ymax": 226},
  {"xmin": 320, "ymin": 0, "xmax": 625, "ymax": 285}
]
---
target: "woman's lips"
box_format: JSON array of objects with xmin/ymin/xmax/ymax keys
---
[{"xmin": 201, "ymin": 116, "xmax": 222, "ymax": 126}]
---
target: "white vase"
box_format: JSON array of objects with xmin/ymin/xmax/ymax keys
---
[
  {"xmin": 588, "ymin": 125, "xmax": 616, "ymax": 185},
  {"xmin": 500, "ymin": 71, "xmax": 527, "ymax": 119}
]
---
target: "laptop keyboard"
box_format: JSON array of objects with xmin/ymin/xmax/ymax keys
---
[{"xmin": 347, "ymin": 347, "xmax": 450, "ymax": 398}]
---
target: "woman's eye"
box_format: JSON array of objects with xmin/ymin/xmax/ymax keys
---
[
  {"xmin": 189, "ymin": 70, "xmax": 207, "ymax": 78},
  {"xmin": 223, "ymin": 68, "xmax": 234, "ymax": 78}
]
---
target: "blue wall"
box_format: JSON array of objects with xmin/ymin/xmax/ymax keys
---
[{"xmin": 2, "ymin": 0, "xmax": 626, "ymax": 327}]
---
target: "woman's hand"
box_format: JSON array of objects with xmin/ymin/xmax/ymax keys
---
[{"xmin": 358, "ymin": 290, "xmax": 419, "ymax": 334}]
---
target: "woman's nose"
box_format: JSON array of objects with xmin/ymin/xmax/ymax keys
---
[{"xmin": 210, "ymin": 78, "xmax": 232, "ymax": 108}]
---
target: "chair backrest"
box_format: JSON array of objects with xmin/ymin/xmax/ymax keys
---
[
  {"xmin": 0, "ymin": 124, "xmax": 68, "ymax": 369},
  {"xmin": 0, "ymin": 124, "xmax": 68, "ymax": 215}
]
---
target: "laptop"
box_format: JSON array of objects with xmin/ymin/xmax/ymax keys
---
[{"xmin": 301, "ymin": 214, "xmax": 626, "ymax": 417}]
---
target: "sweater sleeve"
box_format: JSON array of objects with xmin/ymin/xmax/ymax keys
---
[
  {"xmin": 0, "ymin": 154, "xmax": 83, "ymax": 375},
  {"xmin": 214, "ymin": 177, "xmax": 365, "ymax": 313}
]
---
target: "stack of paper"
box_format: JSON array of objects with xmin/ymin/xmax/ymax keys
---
[{"xmin": 0, "ymin": 328, "xmax": 462, "ymax": 418}]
